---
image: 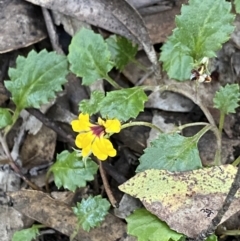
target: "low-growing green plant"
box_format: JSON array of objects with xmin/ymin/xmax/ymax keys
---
[{"xmin": 4, "ymin": 0, "xmax": 240, "ymax": 240}]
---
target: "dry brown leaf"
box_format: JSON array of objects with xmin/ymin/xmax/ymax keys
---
[
  {"xmin": 24, "ymin": 0, "xmax": 159, "ymax": 71},
  {"xmin": 0, "ymin": 170, "xmax": 33, "ymax": 241},
  {"xmin": 20, "ymin": 125, "xmax": 56, "ymax": 170},
  {"xmin": 0, "ymin": 0, "xmax": 46, "ymax": 53},
  {"xmin": 8, "ymin": 190, "xmax": 126, "ymax": 241}
]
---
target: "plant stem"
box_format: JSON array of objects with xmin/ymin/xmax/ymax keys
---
[
  {"xmin": 173, "ymin": 122, "xmax": 209, "ymax": 133},
  {"xmin": 218, "ymin": 111, "xmax": 225, "ymax": 136},
  {"xmin": 191, "ymin": 125, "xmax": 213, "ymax": 143},
  {"xmin": 98, "ymin": 160, "xmax": 117, "ymax": 207},
  {"xmin": 213, "ymin": 111, "xmax": 225, "ymax": 166},
  {"xmin": 211, "ymin": 126, "xmax": 222, "ymax": 166},
  {"xmin": 34, "ymin": 224, "xmax": 46, "ymax": 229},
  {"xmin": 232, "ymin": 156, "xmax": 240, "ymax": 166},
  {"xmin": 105, "ymin": 75, "xmax": 122, "ymax": 89},
  {"xmin": 4, "ymin": 108, "xmax": 21, "ymax": 137},
  {"xmin": 219, "ymin": 229, "xmax": 240, "ymax": 236},
  {"xmin": 121, "ymin": 121, "xmax": 163, "ymax": 133},
  {"xmin": 188, "ymin": 124, "xmax": 221, "ymax": 166}
]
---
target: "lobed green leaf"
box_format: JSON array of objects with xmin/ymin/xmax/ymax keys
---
[
  {"xmin": 213, "ymin": 84, "xmax": 240, "ymax": 114},
  {"xmin": 99, "ymin": 87, "xmax": 148, "ymax": 121},
  {"xmin": 106, "ymin": 35, "xmax": 138, "ymax": 71},
  {"xmin": 79, "ymin": 91, "xmax": 105, "ymax": 115},
  {"xmin": 136, "ymin": 133, "xmax": 202, "ymax": 172},
  {"xmin": 5, "ymin": 50, "xmax": 68, "ymax": 111},
  {"xmin": 68, "ymin": 28, "xmax": 113, "ymax": 85},
  {"xmin": 0, "ymin": 108, "xmax": 12, "ymax": 129},
  {"xmin": 50, "ymin": 150, "xmax": 98, "ymax": 191},
  {"xmin": 160, "ymin": 0, "xmax": 235, "ymax": 81},
  {"xmin": 12, "ymin": 225, "xmax": 39, "ymax": 241},
  {"xmin": 73, "ymin": 195, "xmax": 110, "ymax": 231},
  {"xmin": 126, "ymin": 209, "xmax": 184, "ymax": 241}
]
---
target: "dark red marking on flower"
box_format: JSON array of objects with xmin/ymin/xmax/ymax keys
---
[{"xmin": 90, "ymin": 125, "xmax": 105, "ymax": 137}]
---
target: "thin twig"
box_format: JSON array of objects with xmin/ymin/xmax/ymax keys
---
[
  {"xmin": 98, "ymin": 160, "xmax": 118, "ymax": 207},
  {"xmin": 191, "ymin": 165, "xmax": 240, "ymax": 241},
  {"xmin": 102, "ymin": 162, "xmax": 127, "ymax": 184},
  {"xmin": 0, "ymin": 133, "xmax": 41, "ymax": 190},
  {"xmin": 41, "ymin": 7, "xmax": 64, "ymax": 55}
]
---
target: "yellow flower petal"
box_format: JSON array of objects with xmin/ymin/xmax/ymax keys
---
[
  {"xmin": 104, "ymin": 119, "xmax": 121, "ymax": 133},
  {"xmin": 71, "ymin": 120, "xmax": 82, "ymax": 132},
  {"xmin": 97, "ymin": 117, "xmax": 105, "ymax": 126},
  {"xmin": 82, "ymin": 145, "xmax": 92, "ymax": 157},
  {"xmin": 75, "ymin": 132, "xmax": 95, "ymax": 157},
  {"xmin": 79, "ymin": 113, "xmax": 89, "ymax": 122},
  {"xmin": 71, "ymin": 113, "xmax": 91, "ymax": 132},
  {"xmin": 77, "ymin": 132, "xmax": 95, "ymax": 148},
  {"xmin": 92, "ymin": 137, "xmax": 116, "ymax": 160}
]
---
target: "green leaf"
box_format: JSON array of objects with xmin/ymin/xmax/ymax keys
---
[
  {"xmin": 0, "ymin": 108, "xmax": 12, "ymax": 129},
  {"xmin": 99, "ymin": 87, "xmax": 148, "ymax": 121},
  {"xmin": 12, "ymin": 225, "xmax": 39, "ymax": 241},
  {"xmin": 213, "ymin": 84, "xmax": 240, "ymax": 114},
  {"xmin": 136, "ymin": 133, "xmax": 202, "ymax": 173},
  {"xmin": 160, "ymin": 40, "xmax": 193, "ymax": 81},
  {"xmin": 106, "ymin": 35, "xmax": 138, "ymax": 71},
  {"xmin": 5, "ymin": 50, "xmax": 68, "ymax": 111},
  {"xmin": 50, "ymin": 150, "xmax": 98, "ymax": 191},
  {"xmin": 206, "ymin": 234, "xmax": 218, "ymax": 241},
  {"xmin": 73, "ymin": 195, "xmax": 110, "ymax": 231},
  {"xmin": 234, "ymin": 0, "xmax": 240, "ymax": 14},
  {"xmin": 119, "ymin": 165, "xmax": 240, "ymax": 238},
  {"xmin": 79, "ymin": 91, "xmax": 105, "ymax": 115},
  {"xmin": 160, "ymin": 0, "xmax": 235, "ymax": 81},
  {"xmin": 126, "ymin": 209, "xmax": 184, "ymax": 241},
  {"xmin": 68, "ymin": 28, "xmax": 113, "ymax": 85}
]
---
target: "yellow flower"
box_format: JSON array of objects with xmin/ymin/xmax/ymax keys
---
[{"xmin": 71, "ymin": 113, "xmax": 121, "ymax": 161}]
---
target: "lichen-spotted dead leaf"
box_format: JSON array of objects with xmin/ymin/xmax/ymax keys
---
[{"xmin": 119, "ymin": 165, "xmax": 240, "ymax": 238}]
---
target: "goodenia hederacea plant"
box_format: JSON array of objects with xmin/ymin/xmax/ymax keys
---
[
  {"xmin": 68, "ymin": 28, "xmax": 115, "ymax": 86},
  {"xmin": 4, "ymin": 49, "xmax": 68, "ymax": 130},
  {"xmin": 126, "ymin": 209, "xmax": 184, "ymax": 241},
  {"xmin": 12, "ymin": 224, "xmax": 44, "ymax": 241},
  {"xmin": 106, "ymin": 35, "xmax": 138, "ymax": 71},
  {"xmin": 0, "ymin": 108, "xmax": 12, "ymax": 129},
  {"xmin": 79, "ymin": 91, "xmax": 105, "ymax": 115},
  {"xmin": 160, "ymin": 0, "xmax": 235, "ymax": 81},
  {"xmin": 73, "ymin": 195, "xmax": 110, "ymax": 232},
  {"xmin": 67, "ymin": 28, "xmax": 140, "ymax": 89},
  {"xmin": 136, "ymin": 132, "xmax": 203, "ymax": 173},
  {"xmin": 213, "ymin": 84, "xmax": 240, "ymax": 115},
  {"xmin": 99, "ymin": 87, "xmax": 148, "ymax": 121},
  {"xmin": 213, "ymin": 83, "xmax": 240, "ymax": 140},
  {"xmin": 79, "ymin": 87, "xmax": 148, "ymax": 121},
  {"xmin": 48, "ymin": 150, "xmax": 98, "ymax": 191}
]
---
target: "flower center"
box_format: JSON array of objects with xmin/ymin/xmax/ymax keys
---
[{"xmin": 90, "ymin": 125, "xmax": 105, "ymax": 137}]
